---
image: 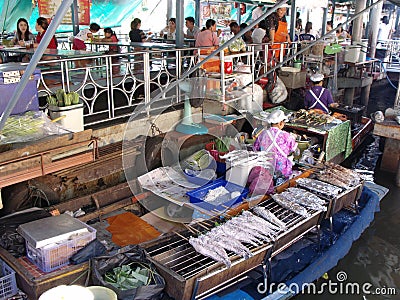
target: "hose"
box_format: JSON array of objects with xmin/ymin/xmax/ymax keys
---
[{"xmin": 377, "ymin": 59, "xmax": 398, "ymax": 90}]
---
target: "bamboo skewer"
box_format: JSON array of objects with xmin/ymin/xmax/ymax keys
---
[{"xmin": 174, "ymin": 231, "xmax": 189, "ymax": 241}]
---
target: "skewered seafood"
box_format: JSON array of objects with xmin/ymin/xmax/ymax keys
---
[
  {"xmin": 290, "ymin": 109, "xmax": 336, "ymax": 126},
  {"xmin": 324, "ymin": 162, "xmax": 362, "ymax": 183},
  {"xmin": 211, "ymin": 226, "xmax": 260, "ymax": 247},
  {"xmin": 296, "ymin": 178, "xmax": 343, "ymax": 198},
  {"xmin": 202, "ymin": 234, "xmax": 253, "ymax": 259},
  {"xmin": 282, "ymin": 190, "xmax": 327, "ymax": 212},
  {"xmin": 252, "ymin": 207, "xmax": 287, "ymax": 230},
  {"xmin": 240, "ymin": 211, "xmax": 281, "ymax": 232},
  {"xmin": 189, "ymin": 236, "xmax": 231, "ymax": 268},
  {"xmin": 272, "ymin": 193, "xmax": 310, "ymax": 218}
]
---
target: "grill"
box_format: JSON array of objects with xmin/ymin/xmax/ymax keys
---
[{"xmin": 143, "ymin": 199, "xmax": 323, "ymax": 300}]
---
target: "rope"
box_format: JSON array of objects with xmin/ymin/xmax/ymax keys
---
[{"xmin": 28, "ymin": 184, "xmax": 51, "ymax": 208}]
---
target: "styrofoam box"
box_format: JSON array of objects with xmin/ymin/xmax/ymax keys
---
[
  {"xmin": 26, "ymin": 221, "xmax": 96, "ymax": 273},
  {"xmin": 225, "ymin": 159, "xmax": 260, "ymax": 187}
]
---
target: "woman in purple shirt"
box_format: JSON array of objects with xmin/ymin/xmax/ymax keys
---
[
  {"xmin": 304, "ymin": 73, "xmax": 337, "ymax": 114},
  {"xmin": 253, "ymin": 110, "xmax": 298, "ymax": 178}
]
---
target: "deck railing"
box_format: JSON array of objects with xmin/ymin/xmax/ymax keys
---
[{"xmin": 30, "ymin": 42, "xmax": 302, "ymax": 128}]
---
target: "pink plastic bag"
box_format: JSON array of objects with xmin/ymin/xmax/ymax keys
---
[{"xmin": 247, "ymin": 166, "xmax": 274, "ymax": 196}]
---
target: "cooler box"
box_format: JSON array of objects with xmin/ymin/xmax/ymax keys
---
[
  {"xmin": 278, "ymin": 69, "xmax": 306, "ymax": 89},
  {"xmin": 0, "ymin": 63, "xmax": 40, "ymax": 115}
]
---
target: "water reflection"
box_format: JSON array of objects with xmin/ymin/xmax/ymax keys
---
[{"xmin": 296, "ymin": 171, "xmax": 400, "ymax": 299}]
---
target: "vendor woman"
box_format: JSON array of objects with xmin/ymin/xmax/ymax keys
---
[
  {"xmin": 253, "ymin": 110, "xmax": 298, "ymax": 178},
  {"xmin": 304, "ymin": 73, "xmax": 338, "ymax": 113}
]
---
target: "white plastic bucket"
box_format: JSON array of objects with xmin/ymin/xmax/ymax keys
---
[
  {"xmin": 39, "ymin": 285, "xmax": 94, "ymax": 300},
  {"xmin": 87, "ymin": 286, "xmax": 117, "ymax": 300},
  {"xmin": 344, "ymin": 45, "xmax": 360, "ymax": 63},
  {"xmin": 48, "ymin": 103, "xmax": 84, "ymax": 132},
  {"xmin": 355, "ymin": 41, "xmax": 368, "ymax": 62}
]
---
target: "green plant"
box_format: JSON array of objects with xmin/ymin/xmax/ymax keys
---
[
  {"xmin": 46, "ymin": 89, "xmax": 80, "ymax": 107},
  {"xmin": 214, "ymin": 137, "xmax": 231, "ymax": 153}
]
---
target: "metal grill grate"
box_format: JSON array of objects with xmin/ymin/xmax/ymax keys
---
[{"xmin": 146, "ymin": 199, "xmax": 320, "ymax": 280}]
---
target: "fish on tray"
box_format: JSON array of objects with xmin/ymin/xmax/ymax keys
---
[
  {"xmin": 189, "ymin": 236, "xmax": 232, "ymax": 268},
  {"xmin": 272, "ymin": 193, "xmax": 311, "ymax": 218},
  {"xmin": 252, "ymin": 206, "xmax": 287, "ymax": 230}
]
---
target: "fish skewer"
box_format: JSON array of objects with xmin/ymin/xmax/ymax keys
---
[{"xmin": 252, "ymin": 207, "xmax": 287, "ymax": 230}]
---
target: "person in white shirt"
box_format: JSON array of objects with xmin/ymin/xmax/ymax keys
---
[
  {"xmin": 252, "ymin": 20, "xmax": 266, "ymax": 51},
  {"xmin": 252, "ymin": 5, "xmax": 264, "ymax": 22},
  {"xmin": 378, "ymin": 16, "xmax": 393, "ymax": 42}
]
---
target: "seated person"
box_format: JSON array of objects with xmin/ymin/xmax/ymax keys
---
[
  {"xmin": 304, "ymin": 73, "xmax": 338, "ymax": 114},
  {"xmin": 102, "ymin": 28, "xmax": 119, "ymax": 54},
  {"xmin": 129, "ymin": 18, "xmax": 149, "ymax": 42},
  {"xmin": 34, "ymin": 17, "xmax": 58, "ymax": 49},
  {"xmin": 160, "ymin": 18, "xmax": 176, "ymax": 40},
  {"xmin": 184, "ymin": 16, "xmax": 200, "ymax": 39},
  {"xmin": 299, "ymin": 22, "xmax": 315, "ymax": 41},
  {"xmin": 253, "ymin": 109, "xmax": 298, "ymax": 178},
  {"xmin": 240, "ymin": 23, "xmax": 253, "ymax": 44},
  {"xmin": 13, "ymin": 18, "xmax": 35, "ymax": 47}
]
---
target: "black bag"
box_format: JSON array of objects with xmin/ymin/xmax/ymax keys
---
[
  {"xmin": 91, "ymin": 245, "xmax": 165, "ymax": 300},
  {"xmin": 70, "ymin": 239, "xmax": 107, "ymax": 265}
]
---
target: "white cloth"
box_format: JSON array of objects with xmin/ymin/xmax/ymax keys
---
[
  {"xmin": 74, "ymin": 28, "xmax": 91, "ymax": 42},
  {"xmin": 252, "ymin": 7, "xmax": 264, "ymax": 21},
  {"xmin": 252, "ymin": 28, "xmax": 266, "ymax": 51}
]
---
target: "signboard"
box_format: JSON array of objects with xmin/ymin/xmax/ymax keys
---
[
  {"xmin": 200, "ymin": 2, "xmax": 233, "ymax": 28},
  {"xmin": 38, "ymin": 0, "xmax": 91, "ymax": 25}
]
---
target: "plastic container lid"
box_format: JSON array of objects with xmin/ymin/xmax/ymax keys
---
[{"xmin": 39, "ymin": 285, "xmax": 94, "ymax": 300}]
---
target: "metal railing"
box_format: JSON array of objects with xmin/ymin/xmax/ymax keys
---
[{"xmin": 31, "ymin": 42, "xmax": 306, "ymax": 128}]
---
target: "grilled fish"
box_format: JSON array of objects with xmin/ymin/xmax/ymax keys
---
[
  {"xmin": 207, "ymin": 233, "xmax": 253, "ymax": 259},
  {"xmin": 252, "ymin": 207, "xmax": 287, "ymax": 230},
  {"xmin": 272, "ymin": 193, "xmax": 310, "ymax": 218},
  {"xmin": 189, "ymin": 236, "xmax": 231, "ymax": 268},
  {"xmin": 296, "ymin": 178, "xmax": 342, "ymax": 197},
  {"xmin": 241, "ymin": 210, "xmax": 282, "ymax": 232},
  {"xmin": 211, "ymin": 226, "xmax": 260, "ymax": 247},
  {"xmin": 282, "ymin": 190, "xmax": 326, "ymax": 212}
]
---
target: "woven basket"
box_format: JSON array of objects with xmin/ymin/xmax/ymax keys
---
[{"xmin": 312, "ymin": 42, "xmax": 325, "ymax": 56}]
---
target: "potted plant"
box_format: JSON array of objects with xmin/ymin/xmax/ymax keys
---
[{"xmin": 47, "ymin": 89, "xmax": 84, "ymax": 132}]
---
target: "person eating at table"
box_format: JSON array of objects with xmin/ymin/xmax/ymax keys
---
[
  {"xmin": 71, "ymin": 23, "xmax": 100, "ymax": 50},
  {"xmin": 34, "ymin": 17, "xmax": 58, "ymax": 49},
  {"xmin": 184, "ymin": 16, "xmax": 200, "ymax": 39},
  {"xmin": 304, "ymin": 73, "xmax": 338, "ymax": 114},
  {"xmin": 253, "ymin": 109, "xmax": 299, "ymax": 179},
  {"xmin": 195, "ymin": 19, "xmax": 219, "ymax": 48},
  {"xmin": 4, "ymin": 18, "xmax": 35, "ymax": 63},
  {"xmin": 13, "ymin": 18, "xmax": 35, "ymax": 47},
  {"xmin": 102, "ymin": 28, "xmax": 119, "ymax": 54},
  {"xmin": 159, "ymin": 18, "xmax": 176, "ymax": 40},
  {"xmin": 129, "ymin": 18, "xmax": 148, "ymax": 42}
]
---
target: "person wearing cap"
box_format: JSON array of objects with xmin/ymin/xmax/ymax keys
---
[
  {"xmin": 305, "ymin": 73, "xmax": 337, "ymax": 114},
  {"xmin": 253, "ymin": 109, "xmax": 298, "ymax": 178}
]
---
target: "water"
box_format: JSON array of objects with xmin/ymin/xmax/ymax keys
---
[
  {"xmin": 296, "ymin": 78, "xmax": 400, "ymax": 299},
  {"xmin": 294, "ymin": 170, "xmax": 400, "ymax": 300}
]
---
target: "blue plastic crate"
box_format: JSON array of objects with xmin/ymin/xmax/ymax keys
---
[
  {"xmin": 0, "ymin": 258, "xmax": 17, "ymax": 300},
  {"xmin": 187, "ymin": 179, "xmax": 248, "ymax": 211}
]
